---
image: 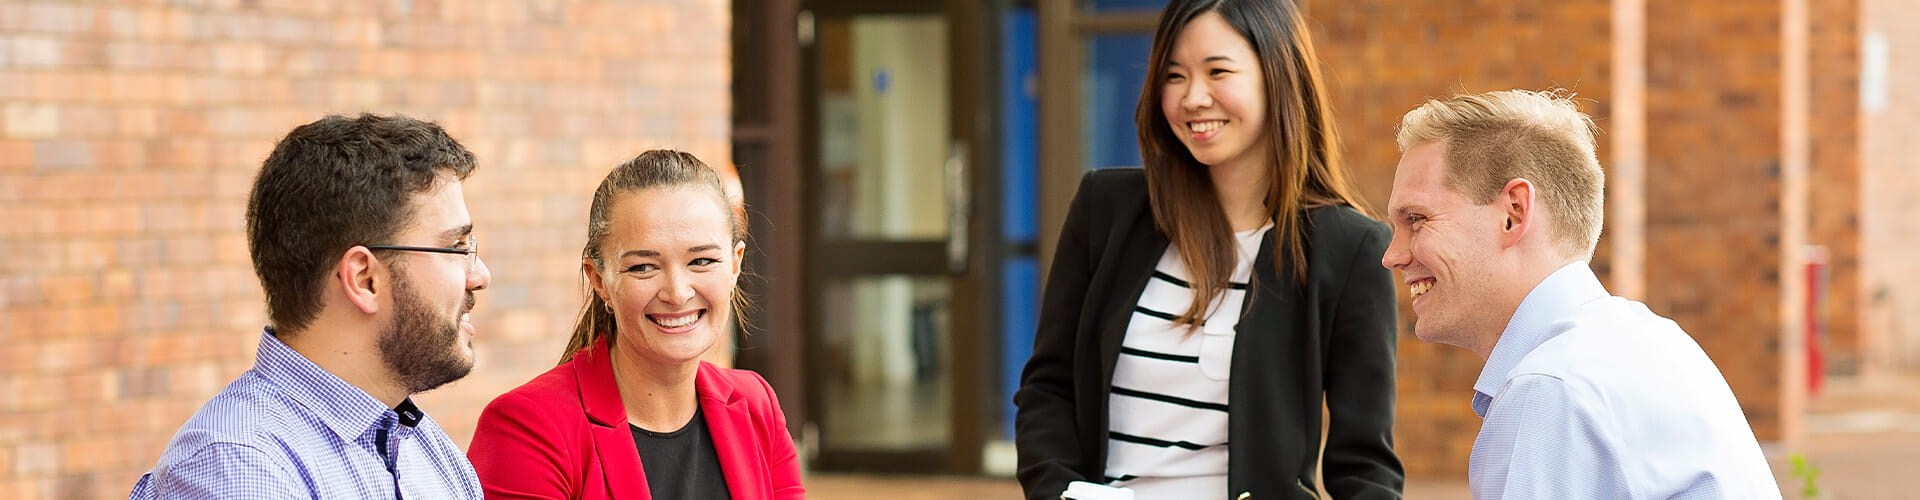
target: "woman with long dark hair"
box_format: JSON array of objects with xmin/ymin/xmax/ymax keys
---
[{"xmin": 1013, "ymin": 0, "xmax": 1403, "ymax": 498}]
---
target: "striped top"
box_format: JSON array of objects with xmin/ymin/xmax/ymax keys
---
[{"xmin": 1104, "ymin": 223, "xmax": 1269, "ymax": 499}]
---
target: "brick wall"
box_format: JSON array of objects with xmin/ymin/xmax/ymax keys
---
[
  {"xmin": 0, "ymin": 1, "xmax": 730, "ymax": 498},
  {"xmin": 1860, "ymin": 0, "xmax": 1920, "ymax": 373},
  {"xmin": 1642, "ymin": 0, "xmax": 1813, "ymax": 442},
  {"xmin": 1307, "ymin": 0, "xmax": 1868, "ymax": 475},
  {"xmin": 1810, "ymin": 0, "xmax": 1862, "ymax": 377}
]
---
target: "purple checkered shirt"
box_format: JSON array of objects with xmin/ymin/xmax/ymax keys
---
[{"xmin": 130, "ymin": 328, "xmax": 482, "ymax": 499}]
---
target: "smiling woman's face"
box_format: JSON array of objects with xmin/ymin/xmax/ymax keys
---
[
  {"xmin": 1160, "ymin": 10, "xmax": 1269, "ymax": 171},
  {"xmin": 587, "ymin": 186, "xmax": 743, "ymax": 367}
]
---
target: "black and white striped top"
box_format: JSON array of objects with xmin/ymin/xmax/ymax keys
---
[{"xmin": 1104, "ymin": 222, "xmax": 1269, "ymax": 499}]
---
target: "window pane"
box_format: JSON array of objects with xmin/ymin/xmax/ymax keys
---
[
  {"xmin": 819, "ymin": 274, "xmax": 952, "ymax": 451},
  {"xmin": 1083, "ymin": 33, "xmax": 1153, "ymax": 170},
  {"xmin": 815, "ymin": 14, "xmax": 951, "ymax": 240}
]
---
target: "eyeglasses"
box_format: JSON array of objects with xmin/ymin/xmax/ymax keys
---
[{"xmin": 365, "ymin": 235, "xmax": 481, "ymax": 273}]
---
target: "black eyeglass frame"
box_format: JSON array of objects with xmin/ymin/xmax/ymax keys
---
[
  {"xmin": 363, "ymin": 236, "xmax": 480, "ymax": 271},
  {"xmin": 362, "ymin": 245, "xmax": 475, "ymax": 256}
]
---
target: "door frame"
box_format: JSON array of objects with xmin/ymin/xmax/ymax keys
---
[
  {"xmin": 794, "ymin": 0, "xmax": 1005, "ymax": 474},
  {"xmin": 1033, "ymin": 1, "xmax": 1157, "ymax": 272},
  {"xmin": 730, "ymin": 0, "xmax": 808, "ymax": 437}
]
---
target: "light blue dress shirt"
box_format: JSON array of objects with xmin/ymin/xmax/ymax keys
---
[
  {"xmin": 130, "ymin": 329, "xmax": 482, "ymax": 499},
  {"xmin": 1468, "ymin": 262, "xmax": 1780, "ymax": 499}
]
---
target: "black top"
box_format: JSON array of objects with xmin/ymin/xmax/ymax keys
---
[
  {"xmin": 1012, "ymin": 168, "xmax": 1404, "ymax": 500},
  {"xmin": 631, "ymin": 407, "xmax": 732, "ymax": 500}
]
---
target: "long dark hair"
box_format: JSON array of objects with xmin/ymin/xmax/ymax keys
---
[
  {"xmin": 560, "ymin": 150, "xmax": 748, "ymax": 363},
  {"xmin": 1134, "ymin": 0, "xmax": 1370, "ymax": 329}
]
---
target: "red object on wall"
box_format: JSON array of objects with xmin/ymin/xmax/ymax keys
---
[{"xmin": 1806, "ymin": 246, "xmax": 1829, "ymax": 397}]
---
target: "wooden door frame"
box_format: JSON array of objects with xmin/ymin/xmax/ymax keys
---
[{"xmin": 731, "ymin": 0, "xmax": 809, "ymax": 436}]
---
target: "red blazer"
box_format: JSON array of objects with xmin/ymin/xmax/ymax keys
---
[{"xmin": 468, "ymin": 339, "xmax": 804, "ymax": 499}]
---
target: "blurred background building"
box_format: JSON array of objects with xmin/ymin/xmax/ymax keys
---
[{"xmin": 4, "ymin": 0, "xmax": 1919, "ymax": 498}]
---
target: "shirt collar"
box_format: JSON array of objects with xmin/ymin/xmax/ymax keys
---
[
  {"xmin": 1470, "ymin": 261, "xmax": 1610, "ymax": 416},
  {"xmin": 254, "ymin": 327, "xmax": 419, "ymax": 441}
]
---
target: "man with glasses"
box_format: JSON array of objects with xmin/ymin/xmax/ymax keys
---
[{"xmin": 132, "ymin": 114, "xmax": 491, "ymax": 499}]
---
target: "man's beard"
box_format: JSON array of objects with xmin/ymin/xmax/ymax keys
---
[{"xmin": 378, "ymin": 273, "xmax": 475, "ymax": 395}]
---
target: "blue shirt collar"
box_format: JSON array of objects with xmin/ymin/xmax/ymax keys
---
[
  {"xmin": 1470, "ymin": 261, "xmax": 1611, "ymax": 416},
  {"xmin": 255, "ymin": 327, "xmax": 417, "ymax": 441}
]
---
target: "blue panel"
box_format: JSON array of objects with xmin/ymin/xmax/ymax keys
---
[
  {"xmin": 998, "ymin": 6, "xmax": 1041, "ymax": 441},
  {"xmin": 1000, "ymin": 8, "xmax": 1039, "ymax": 242},
  {"xmin": 1085, "ymin": 34, "xmax": 1153, "ymax": 170},
  {"xmin": 1086, "ymin": 0, "xmax": 1168, "ymax": 11},
  {"xmin": 999, "ymin": 256, "xmax": 1039, "ymax": 440}
]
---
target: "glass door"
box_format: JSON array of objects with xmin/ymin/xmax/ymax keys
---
[{"xmin": 800, "ymin": 0, "xmax": 997, "ymax": 473}]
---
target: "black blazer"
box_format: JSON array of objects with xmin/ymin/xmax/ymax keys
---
[{"xmin": 1013, "ymin": 168, "xmax": 1403, "ymax": 500}]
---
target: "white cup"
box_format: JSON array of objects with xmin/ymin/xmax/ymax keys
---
[{"xmin": 1061, "ymin": 481, "xmax": 1134, "ymax": 500}]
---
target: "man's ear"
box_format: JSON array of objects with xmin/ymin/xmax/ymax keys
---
[
  {"xmin": 338, "ymin": 247, "xmax": 383, "ymax": 315},
  {"xmin": 1500, "ymin": 178, "xmax": 1536, "ymax": 249}
]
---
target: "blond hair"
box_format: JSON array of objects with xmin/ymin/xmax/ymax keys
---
[{"xmin": 1396, "ymin": 89, "xmax": 1604, "ymax": 258}]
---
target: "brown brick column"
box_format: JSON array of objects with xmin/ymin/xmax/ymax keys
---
[
  {"xmin": 1809, "ymin": 0, "xmax": 1863, "ymax": 377},
  {"xmin": 1608, "ymin": 0, "xmax": 1647, "ymax": 300}
]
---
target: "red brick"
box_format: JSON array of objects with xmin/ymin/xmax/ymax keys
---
[
  {"xmin": 0, "ymin": 174, "xmax": 36, "ymax": 204},
  {"xmin": 147, "ymin": 138, "xmax": 210, "ymax": 168},
  {"xmin": 11, "ymin": 375, "xmax": 57, "ymax": 412},
  {"xmin": 91, "ymin": 139, "xmax": 146, "ymax": 168},
  {"xmin": 63, "ymin": 239, "xmax": 113, "ymax": 269},
  {"xmin": 33, "ymin": 340, "xmax": 83, "ymax": 373},
  {"xmin": 58, "ymin": 304, "xmax": 119, "ymax": 336},
  {"xmin": 0, "ymin": 407, "xmax": 17, "ymax": 440},
  {"xmin": 15, "ymin": 443, "xmax": 60, "ymax": 476},
  {"xmin": 9, "ymin": 308, "xmax": 61, "ymax": 340},
  {"xmin": 0, "ymin": 479, "xmax": 34, "ymax": 500},
  {"xmin": 38, "ymin": 274, "xmax": 93, "ymax": 304},
  {"xmin": 0, "ymin": 209, "xmax": 28, "ymax": 238},
  {"xmin": 98, "ymin": 270, "xmax": 136, "ymax": 300},
  {"xmin": 142, "ymin": 333, "xmax": 190, "ymax": 366},
  {"xmin": 0, "ymin": 140, "xmax": 34, "ymax": 170},
  {"xmin": 162, "ymin": 236, "xmax": 210, "ymax": 266},
  {"xmin": 116, "ymin": 366, "xmax": 169, "ymax": 400},
  {"xmin": 114, "ymin": 238, "xmax": 164, "ymax": 267},
  {"xmin": 211, "ymin": 234, "xmax": 248, "ymax": 265},
  {"xmin": 115, "ymin": 107, "xmax": 157, "ymax": 136},
  {"xmin": 0, "ymin": 344, "xmax": 27, "ymax": 375},
  {"xmin": 58, "ymin": 437, "xmax": 117, "ymax": 472}
]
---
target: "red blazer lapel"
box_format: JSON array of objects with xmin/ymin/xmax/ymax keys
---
[
  {"xmin": 696, "ymin": 362, "xmax": 765, "ymax": 499},
  {"xmin": 574, "ymin": 339, "xmax": 652, "ymax": 499}
]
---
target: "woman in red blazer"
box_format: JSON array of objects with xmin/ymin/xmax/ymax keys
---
[{"xmin": 469, "ymin": 150, "xmax": 804, "ymax": 499}]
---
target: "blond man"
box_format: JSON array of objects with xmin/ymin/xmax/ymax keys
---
[{"xmin": 1380, "ymin": 90, "xmax": 1778, "ymax": 499}]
